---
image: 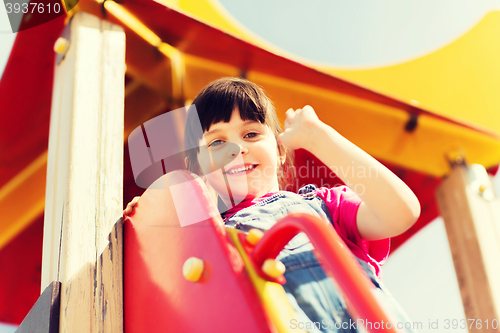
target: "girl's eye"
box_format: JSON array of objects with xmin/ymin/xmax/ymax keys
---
[
  {"xmin": 245, "ymin": 132, "xmax": 259, "ymax": 138},
  {"xmin": 208, "ymin": 139, "xmax": 224, "ymax": 147}
]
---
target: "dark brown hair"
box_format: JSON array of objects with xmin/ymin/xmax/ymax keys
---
[{"xmin": 184, "ymin": 77, "xmax": 294, "ymax": 189}]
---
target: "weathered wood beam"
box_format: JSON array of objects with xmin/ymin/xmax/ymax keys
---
[
  {"xmin": 41, "ymin": 12, "xmax": 125, "ymax": 332},
  {"xmin": 436, "ymin": 163, "xmax": 500, "ymax": 331}
]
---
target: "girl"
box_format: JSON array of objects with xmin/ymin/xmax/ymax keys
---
[{"xmin": 124, "ymin": 77, "xmax": 420, "ymax": 332}]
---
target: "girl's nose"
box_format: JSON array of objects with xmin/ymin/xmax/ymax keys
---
[{"xmin": 228, "ymin": 143, "xmax": 248, "ymax": 157}]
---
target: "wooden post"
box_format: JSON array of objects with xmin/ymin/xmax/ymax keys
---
[
  {"xmin": 436, "ymin": 163, "xmax": 500, "ymax": 331},
  {"xmin": 41, "ymin": 12, "xmax": 125, "ymax": 332}
]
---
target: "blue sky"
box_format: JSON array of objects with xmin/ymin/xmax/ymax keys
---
[
  {"xmin": 1, "ymin": 1, "xmax": 500, "ymax": 332},
  {"xmin": 219, "ymin": 0, "xmax": 500, "ymax": 68}
]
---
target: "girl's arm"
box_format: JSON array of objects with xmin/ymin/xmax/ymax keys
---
[{"xmin": 278, "ymin": 106, "xmax": 420, "ymax": 241}]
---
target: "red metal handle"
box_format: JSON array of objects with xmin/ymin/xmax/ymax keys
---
[{"xmin": 251, "ymin": 213, "xmax": 400, "ymax": 333}]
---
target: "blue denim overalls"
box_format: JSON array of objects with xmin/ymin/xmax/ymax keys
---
[{"xmin": 224, "ymin": 185, "xmax": 416, "ymax": 333}]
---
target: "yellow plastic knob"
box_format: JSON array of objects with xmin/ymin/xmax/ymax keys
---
[
  {"xmin": 54, "ymin": 37, "xmax": 69, "ymax": 54},
  {"xmin": 246, "ymin": 228, "xmax": 264, "ymax": 246},
  {"xmin": 182, "ymin": 257, "xmax": 204, "ymax": 282},
  {"xmin": 262, "ymin": 259, "xmax": 286, "ymax": 278}
]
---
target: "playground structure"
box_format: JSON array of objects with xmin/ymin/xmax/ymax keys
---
[{"xmin": 1, "ymin": 0, "xmax": 500, "ymax": 332}]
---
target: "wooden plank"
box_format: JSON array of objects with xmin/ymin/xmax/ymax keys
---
[
  {"xmin": 96, "ymin": 219, "xmax": 123, "ymax": 332},
  {"xmin": 436, "ymin": 164, "xmax": 500, "ymax": 331},
  {"xmin": 41, "ymin": 12, "xmax": 125, "ymax": 333}
]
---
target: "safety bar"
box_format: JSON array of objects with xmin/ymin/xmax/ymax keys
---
[{"xmin": 251, "ymin": 213, "xmax": 400, "ymax": 333}]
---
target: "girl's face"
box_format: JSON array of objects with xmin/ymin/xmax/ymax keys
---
[{"xmin": 197, "ymin": 108, "xmax": 283, "ymax": 207}]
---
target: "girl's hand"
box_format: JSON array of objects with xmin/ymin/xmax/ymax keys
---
[
  {"xmin": 277, "ymin": 105, "xmax": 327, "ymax": 151},
  {"xmin": 123, "ymin": 196, "xmax": 140, "ymax": 218}
]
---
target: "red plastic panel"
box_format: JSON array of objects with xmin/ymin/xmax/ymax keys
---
[
  {"xmin": 0, "ymin": 15, "xmax": 64, "ymax": 189},
  {"xmin": 124, "ymin": 170, "xmax": 274, "ymax": 333}
]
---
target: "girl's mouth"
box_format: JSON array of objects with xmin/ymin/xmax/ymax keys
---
[{"xmin": 225, "ymin": 164, "xmax": 258, "ymax": 175}]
